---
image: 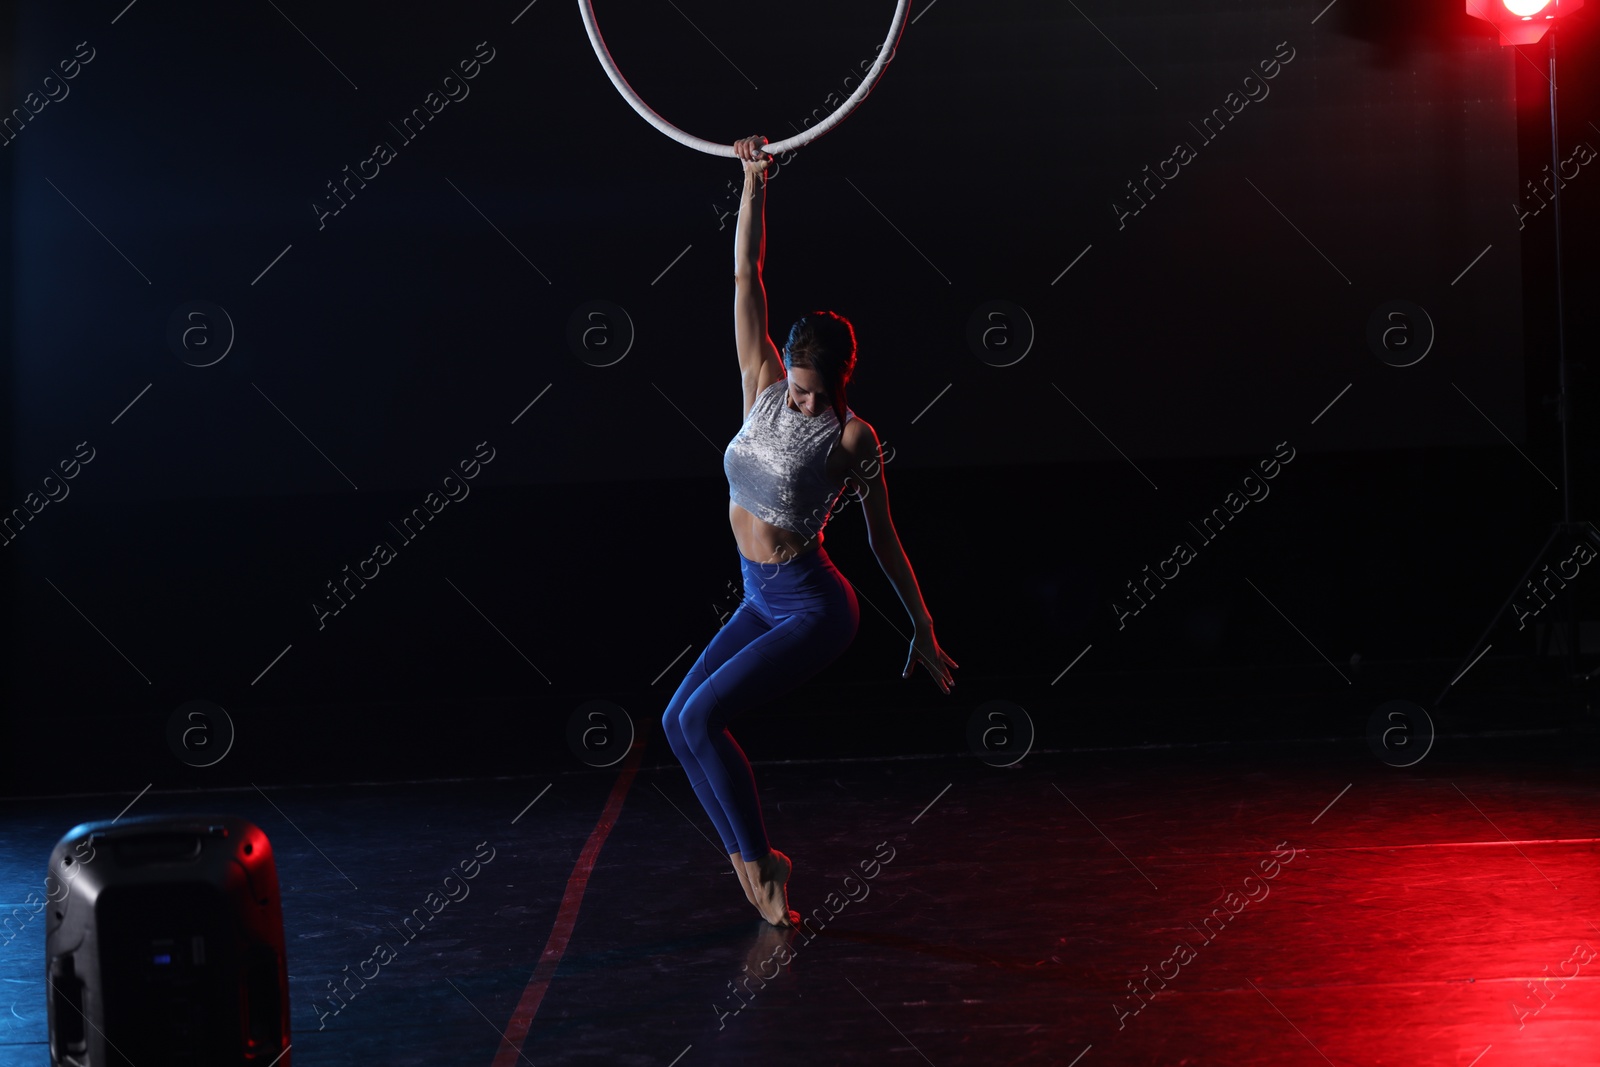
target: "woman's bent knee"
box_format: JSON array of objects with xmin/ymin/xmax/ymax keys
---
[{"xmin": 661, "ymin": 706, "xmax": 688, "ymax": 750}]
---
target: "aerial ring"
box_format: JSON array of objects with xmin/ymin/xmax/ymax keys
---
[{"xmin": 578, "ymin": 0, "xmax": 911, "ymax": 156}]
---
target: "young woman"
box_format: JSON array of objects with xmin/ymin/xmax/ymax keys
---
[{"xmin": 659, "ymin": 135, "xmax": 958, "ymax": 927}]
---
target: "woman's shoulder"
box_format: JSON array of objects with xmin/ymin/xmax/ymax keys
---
[
  {"xmin": 741, "ymin": 369, "xmax": 786, "ymax": 423},
  {"xmin": 754, "ymin": 368, "xmax": 786, "ymax": 406},
  {"xmin": 839, "ymin": 412, "xmax": 876, "ymax": 453}
]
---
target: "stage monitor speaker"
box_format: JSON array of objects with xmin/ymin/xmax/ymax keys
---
[{"xmin": 44, "ymin": 814, "xmax": 291, "ymax": 1066}]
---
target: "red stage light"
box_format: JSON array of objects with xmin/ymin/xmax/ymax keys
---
[{"xmin": 1467, "ymin": 0, "xmax": 1580, "ymax": 44}]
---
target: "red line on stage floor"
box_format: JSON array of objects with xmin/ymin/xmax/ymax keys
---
[{"xmin": 491, "ymin": 737, "xmax": 648, "ymax": 1067}]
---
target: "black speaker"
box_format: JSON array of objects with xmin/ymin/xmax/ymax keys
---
[{"xmin": 44, "ymin": 814, "xmax": 291, "ymax": 1066}]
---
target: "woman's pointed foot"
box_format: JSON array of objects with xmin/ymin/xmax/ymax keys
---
[{"xmin": 743, "ymin": 849, "xmax": 795, "ymax": 927}]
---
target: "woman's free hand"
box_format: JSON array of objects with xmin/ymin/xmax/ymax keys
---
[
  {"xmin": 904, "ymin": 621, "xmax": 958, "ymax": 694},
  {"xmin": 733, "ymin": 134, "xmax": 772, "ymax": 180}
]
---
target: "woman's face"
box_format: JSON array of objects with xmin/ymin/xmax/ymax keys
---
[{"xmin": 785, "ymin": 365, "xmax": 830, "ymax": 416}]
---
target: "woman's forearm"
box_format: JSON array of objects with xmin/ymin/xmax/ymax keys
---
[
  {"xmin": 733, "ymin": 170, "xmax": 766, "ymax": 278},
  {"xmin": 872, "ymin": 536, "xmax": 933, "ymax": 629}
]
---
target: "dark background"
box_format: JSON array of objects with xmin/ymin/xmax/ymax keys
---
[{"xmin": 2, "ymin": 0, "xmax": 1597, "ymax": 795}]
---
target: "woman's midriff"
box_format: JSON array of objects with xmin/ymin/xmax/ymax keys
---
[{"xmin": 729, "ymin": 501, "xmax": 821, "ymax": 566}]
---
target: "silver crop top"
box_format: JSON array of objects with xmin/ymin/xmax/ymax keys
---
[{"xmin": 724, "ymin": 378, "xmax": 856, "ymax": 537}]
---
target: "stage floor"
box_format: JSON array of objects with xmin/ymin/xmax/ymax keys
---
[{"xmin": 3, "ymin": 731, "xmax": 1598, "ymax": 1066}]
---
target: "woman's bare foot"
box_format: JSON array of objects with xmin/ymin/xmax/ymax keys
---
[
  {"xmin": 742, "ymin": 849, "xmax": 795, "ymax": 927},
  {"xmin": 730, "ymin": 852, "xmax": 757, "ymax": 906}
]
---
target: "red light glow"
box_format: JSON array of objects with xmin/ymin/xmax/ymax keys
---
[{"xmin": 1468, "ymin": 0, "xmax": 1579, "ymax": 43}]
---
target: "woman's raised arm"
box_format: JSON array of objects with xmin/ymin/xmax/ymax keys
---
[
  {"xmin": 733, "ymin": 135, "xmax": 769, "ymax": 279},
  {"xmin": 733, "ymin": 136, "xmax": 782, "ymax": 395}
]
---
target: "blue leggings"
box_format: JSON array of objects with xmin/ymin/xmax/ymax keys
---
[{"xmin": 661, "ymin": 545, "xmax": 860, "ymax": 862}]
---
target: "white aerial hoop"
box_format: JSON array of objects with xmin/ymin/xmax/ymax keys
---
[{"xmin": 578, "ymin": 0, "xmax": 912, "ymax": 157}]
